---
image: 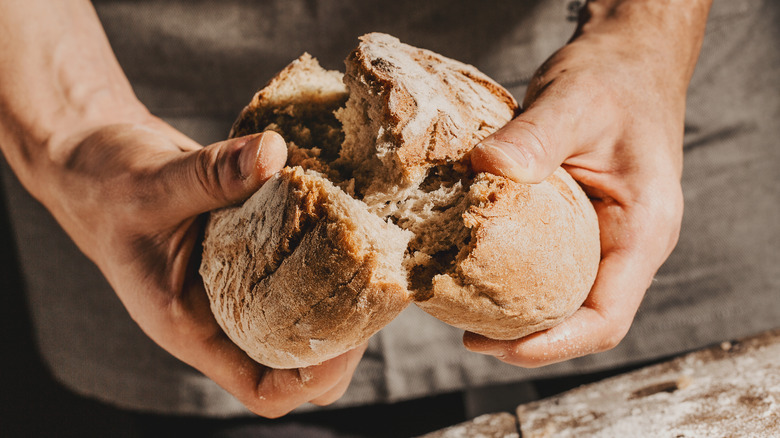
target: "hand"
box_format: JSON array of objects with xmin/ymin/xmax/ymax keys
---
[
  {"xmin": 44, "ymin": 119, "xmax": 365, "ymax": 417},
  {"xmin": 465, "ymin": 0, "xmax": 710, "ymax": 367},
  {"xmin": 0, "ymin": 0, "xmax": 365, "ymax": 416}
]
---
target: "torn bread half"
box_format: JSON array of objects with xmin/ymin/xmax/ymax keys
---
[{"xmin": 201, "ymin": 167, "xmax": 412, "ymax": 369}]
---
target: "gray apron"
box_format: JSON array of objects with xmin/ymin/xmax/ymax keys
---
[{"xmin": 0, "ymin": 0, "xmax": 776, "ymax": 416}]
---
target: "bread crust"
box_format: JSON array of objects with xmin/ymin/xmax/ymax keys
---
[
  {"xmin": 419, "ymin": 169, "xmax": 600, "ymax": 340},
  {"xmin": 201, "ymin": 167, "xmax": 411, "ymax": 369},
  {"xmin": 341, "ymin": 33, "xmax": 518, "ymax": 189}
]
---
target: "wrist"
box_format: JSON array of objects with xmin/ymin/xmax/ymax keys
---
[{"xmin": 573, "ymin": 0, "xmax": 712, "ymax": 92}]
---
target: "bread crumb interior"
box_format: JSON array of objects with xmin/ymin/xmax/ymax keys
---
[{"xmin": 245, "ymin": 58, "xmax": 476, "ymax": 297}]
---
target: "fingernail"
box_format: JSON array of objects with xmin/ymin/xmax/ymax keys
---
[
  {"xmin": 238, "ymin": 134, "xmax": 264, "ymax": 180},
  {"xmin": 255, "ymin": 131, "xmax": 288, "ymax": 181},
  {"xmin": 475, "ymin": 138, "xmax": 530, "ymax": 181}
]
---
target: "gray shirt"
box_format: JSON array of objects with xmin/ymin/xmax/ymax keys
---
[{"xmin": 1, "ymin": 0, "xmax": 777, "ymax": 416}]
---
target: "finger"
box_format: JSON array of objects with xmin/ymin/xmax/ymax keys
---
[
  {"xmin": 309, "ymin": 343, "xmax": 368, "ymax": 406},
  {"xmin": 471, "ymin": 109, "xmax": 570, "ymax": 183},
  {"xmin": 192, "ymin": 333, "xmax": 356, "ymax": 418},
  {"xmin": 146, "ymin": 253, "xmax": 353, "ymax": 420},
  {"xmin": 471, "ymin": 76, "xmax": 619, "ymax": 184},
  {"xmin": 162, "ymin": 289, "xmax": 359, "ymax": 418},
  {"xmin": 463, "ymin": 249, "xmax": 650, "ymax": 367},
  {"xmin": 253, "ymin": 353, "xmax": 364, "ymax": 418},
  {"xmin": 160, "ymin": 130, "xmax": 287, "ymax": 219}
]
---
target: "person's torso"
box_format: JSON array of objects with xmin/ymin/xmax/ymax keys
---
[{"xmin": 0, "ymin": 0, "xmax": 775, "ymax": 415}]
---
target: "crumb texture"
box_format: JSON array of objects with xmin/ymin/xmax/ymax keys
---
[{"xmin": 338, "ymin": 33, "xmax": 518, "ymax": 195}]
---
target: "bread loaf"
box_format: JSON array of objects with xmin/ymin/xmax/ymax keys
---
[{"xmin": 200, "ymin": 33, "xmax": 600, "ymax": 368}]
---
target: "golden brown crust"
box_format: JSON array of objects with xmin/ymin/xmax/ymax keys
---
[
  {"xmin": 417, "ymin": 169, "xmax": 600, "ymax": 340},
  {"xmin": 344, "ymin": 33, "xmax": 518, "ymax": 187},
  {"xmin": 200, "ymin": 167, "xmax": 411, "ymax": 368}
]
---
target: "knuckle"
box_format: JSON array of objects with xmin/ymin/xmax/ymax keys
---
[
  {"xmin": 193, "ymin": 147, "xmax": 230, "ymax": 206},
  {"xmin": 599, "ymin": 320, "xmax": 631, "ymax": 351},
  {"xmin": 663, "ymin": 189, "xmax": 684, "ymax": 249},
  {"xmin": 518, "ymin": 119, "xmax": 554, "ymax": 164},
  {"xmin": 638, "ymin": 180, "xmax": 684, "ymax": 250},
  {"xmin": 600, "ymin": 332, "xmax": 623, "ymax": 351},
  {"xmin": 496, "ymin": 118, "xmax": 556, "ymax": 182}
]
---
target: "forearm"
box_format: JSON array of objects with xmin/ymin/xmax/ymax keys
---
[
  {"xmin": 572, "ymin": 0, "xmax": 712, "ymax": 94},
  {"xmin": 0, "ymin": 0, "xmax": 147, "ymax": 199}
]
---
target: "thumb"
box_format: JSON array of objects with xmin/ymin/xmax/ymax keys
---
[
  {"xmin": 471, "ymin": 106, "xmax": 575, "ymax": 184},
  {"xmin": 164, "ymin": 130, "xmax": 287, "ymax": 218}
]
